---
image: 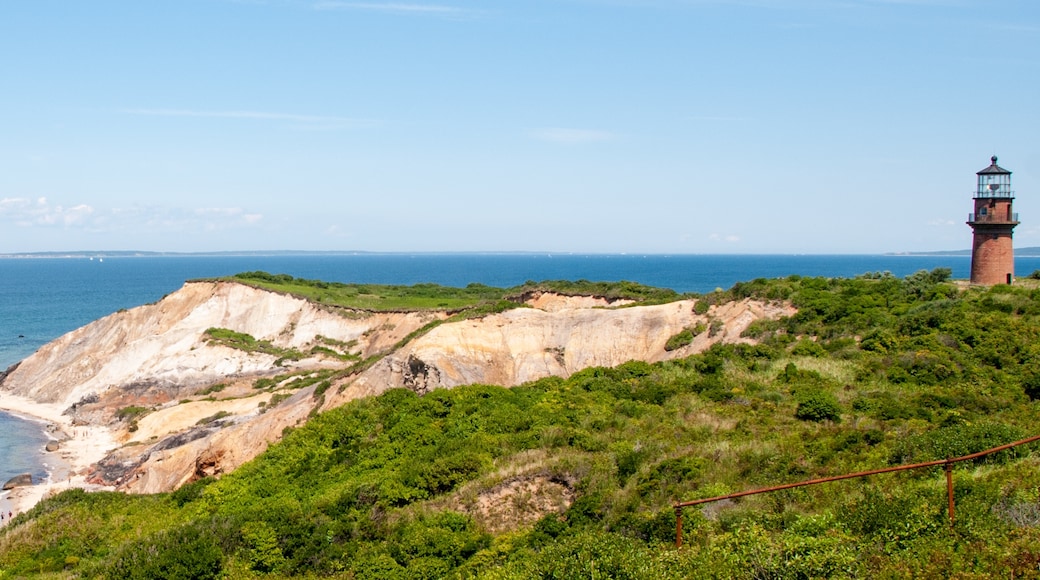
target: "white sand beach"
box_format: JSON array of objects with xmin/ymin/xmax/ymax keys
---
[{"xmin": 0, "ymin": 393, "xmax": 117, "ymax": 520}]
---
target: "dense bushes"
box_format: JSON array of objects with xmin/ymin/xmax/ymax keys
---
[
  {"xmin": 889, "ymin": 422, "xmax": 1027, "ymax": 466},
  {"xmin": 102, "ymin": 520, "xmax": 228, "ymax": 580}
]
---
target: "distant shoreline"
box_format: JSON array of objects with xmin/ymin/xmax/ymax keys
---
[
  {"xmin": 9, "ymin": 249, "xmax": 1040, "ymax": 259},
  {"xmin": 0, "ymin": 250, "xmax": 390, "ymax": 259}
]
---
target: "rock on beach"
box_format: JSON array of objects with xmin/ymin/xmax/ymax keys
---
[{"xmin": 3, "ymin": 473, "xmax": 32, "ymax": 490}]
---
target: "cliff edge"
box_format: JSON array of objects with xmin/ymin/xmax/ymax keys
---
[{"xmin": 0, "ymin": 281, "xmax": 794, "ymax": 497}]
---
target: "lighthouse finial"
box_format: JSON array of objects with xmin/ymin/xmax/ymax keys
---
[{"xmin": 992, "ymin": 155, "xmax": 998, "ymax": 165}]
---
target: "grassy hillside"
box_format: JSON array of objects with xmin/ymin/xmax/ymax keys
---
[{"xmin": 4, "ymin": 269, "xmax": 1040, "ymax": 578}]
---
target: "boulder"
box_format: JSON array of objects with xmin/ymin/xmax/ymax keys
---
[
  {"xmin": 45, "ymin": 440, "xmax": 60, "ymax": 452},
  {"xmin": 2, "ymin": 473, "xmax": 32, "ymax": 490}
]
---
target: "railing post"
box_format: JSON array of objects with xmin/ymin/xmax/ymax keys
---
[
  {"xmin": 946, "ymin": 459, "xmax": 955, "ymax": 528},
  {"xmin": 675, "ymin": 506, "xmax": 684, "ymax": 548}
]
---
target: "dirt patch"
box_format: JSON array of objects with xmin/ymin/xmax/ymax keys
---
[{"xmin": 454, "ymin": 475, "xmax": 575, "ymax": 534}]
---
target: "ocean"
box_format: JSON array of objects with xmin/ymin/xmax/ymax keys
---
[{"xmin": 3, "ymin": 252, "xmax": 1040, "ymax": 486}]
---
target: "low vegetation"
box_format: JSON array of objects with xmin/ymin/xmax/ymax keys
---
[
  {"xmin": 203, "ymin": 327, "xmax": 304, "ymax": 364},
  {"xmin": 222, "ymin": 271, "xmax": 680, "ymax": 312},
  {"xmin": 5, "ymin": 269, "xmax": 1040, "ymax": 578},
  {"xmin": 113, "ymin": 406, "xmax": 150, "ymax": 422},
  {"xmin": 195, "ymin": 410, "xmax": 232, "ymax": 426}
]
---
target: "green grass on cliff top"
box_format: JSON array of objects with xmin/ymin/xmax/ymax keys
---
[{"xmin": 213, "ymin": 271, "xmax": 682, "ymax": 311}]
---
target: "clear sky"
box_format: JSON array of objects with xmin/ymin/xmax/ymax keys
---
[{"xmin": 1, "ymin": 0, "xmax": 1037, "ymax": 254}]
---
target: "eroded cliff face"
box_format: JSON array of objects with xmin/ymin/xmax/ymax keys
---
[
  {"xmin": 2, "ymin": 282, "xmax": 436, "ymax": 411},
  {"xmin": 324, "ymin": 297, "xmax": 791, "ymax": 408},
  {"xmin": 0, "ymin": 282, "xmax": 794, "ymax": 495}
]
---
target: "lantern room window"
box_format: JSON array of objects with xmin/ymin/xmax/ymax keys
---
[{"xmin": 976, "ymin": 156, "xmax": 1013, "ymax": 199}]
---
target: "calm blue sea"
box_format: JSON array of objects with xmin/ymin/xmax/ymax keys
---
[{"xmin": 3, "ymin": 252, "xmax": 1040, "ymax": 486}]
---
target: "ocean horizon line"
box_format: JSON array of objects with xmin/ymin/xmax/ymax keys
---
[{"xmin": 0, "ymin": 249, "xmax": 1001, "ymax": 259}]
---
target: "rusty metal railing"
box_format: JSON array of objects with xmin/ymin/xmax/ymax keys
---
[{"xmin": 673, "ymin": 432, "xmax": 1040, "ymax": 548}]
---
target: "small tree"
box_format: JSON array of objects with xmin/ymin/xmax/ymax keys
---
[{"xmin": 795, "ymin": 390, "xmax": 843, "ymax": 423}]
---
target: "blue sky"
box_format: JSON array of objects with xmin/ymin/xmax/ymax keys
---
[{"xmin": 1, "ymin": 0, "xmax": 1037, "ymax": 254}]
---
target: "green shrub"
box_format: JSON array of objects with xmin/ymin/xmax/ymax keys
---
[
  {"xmin": 242, "ymin": 521, "xmax": 285, "ymax": 573},
  {"xmin": 171, "ymin": 477, "xmax": 216, "ymax": 507},
  {"xmin": 503, "ymin": 531, "xmax": 669, "ymax": 578},
  {"xmin": 115, "ymin": 406, "xmax": 150, "ymax": 421},
  {"xmin": 838, "ymin": 487, "xmax": 943, "ymax": 549},
  {"xmin": 635, "ymin": 456, "xmax": 708, "ymax": 501},
  {"xmin": 102, "ymin": 520, "xmax": 227, "ymax": 580},
  {"xmin": 388, "ymin": 512, "xmax": 489, "ymax": 570},
  {"xmin": 205, "ymin": 327, "xmax": 303, "ymax": 360},
  {"xmin": 196, "ymin": 411, "xmax": 232, "ymax": 425},
  {"xmin": 708, "ymin": 318, "xmax": 724, "ymax": 337},
  {"xmin": 791, "ymin": 338, "xmax": 826, "ymax": 357},
  {"xmin": 860, "ymin": 329, "xmax": 897, "ymax": 353},
  {"xmin": 778, "ymin": 362, "xmax": 827, "ymax": 386},
  {"xmin": 794, "ymin": 390, "xmax": 843, "ymax": 422},
  {"xmin": 197, "ymin": 383, "xmax": 227, "ymax": 396},
  {"xmin": 664, "ymin": 328, "xmax": 695, "ymax": 351},
  {"xmin": 350, "ymin": 549, "xmax": 406, "ymax": 580},
  {"xmin": 406, "ymin": 453, "xmax": 488, "ymax": 495},
  {"xmin": 268, "ymin": 393, "xmax": 291, "ymax": 408},
  {"xmin": 614, "ymin": 442, "xmax": 650, "ymax": 484},
  {"xmin": 313, "ymin": 380, "xmax": 333, "ymax": 397},
  {"xmin": 741, "ymin": 318, "xmax": 782, "ymax": 339}
]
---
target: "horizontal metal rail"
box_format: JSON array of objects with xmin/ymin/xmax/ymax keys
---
[{"xmin": 673, "ymin": 432, "xmax": 1040, "ymax": 548}]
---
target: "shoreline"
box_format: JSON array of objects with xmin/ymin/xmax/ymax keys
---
[{"xmin": 0, "ymin": 393, "xmax": 117, "ymax": 519}]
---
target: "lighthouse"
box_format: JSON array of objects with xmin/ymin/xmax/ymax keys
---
[{"xmin": 967, "ymin": 156, "xmax": 1018, "ymax": 285}]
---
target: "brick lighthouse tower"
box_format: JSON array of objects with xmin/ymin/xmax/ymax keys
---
[{"xmin": 967, "ymin": 156, "xmax": 1018, "ymax": 285}]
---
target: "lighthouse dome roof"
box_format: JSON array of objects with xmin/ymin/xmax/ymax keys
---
[{"xmin": 978, "ymin": 156, "xmax": 1011, "ymax": 175}]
